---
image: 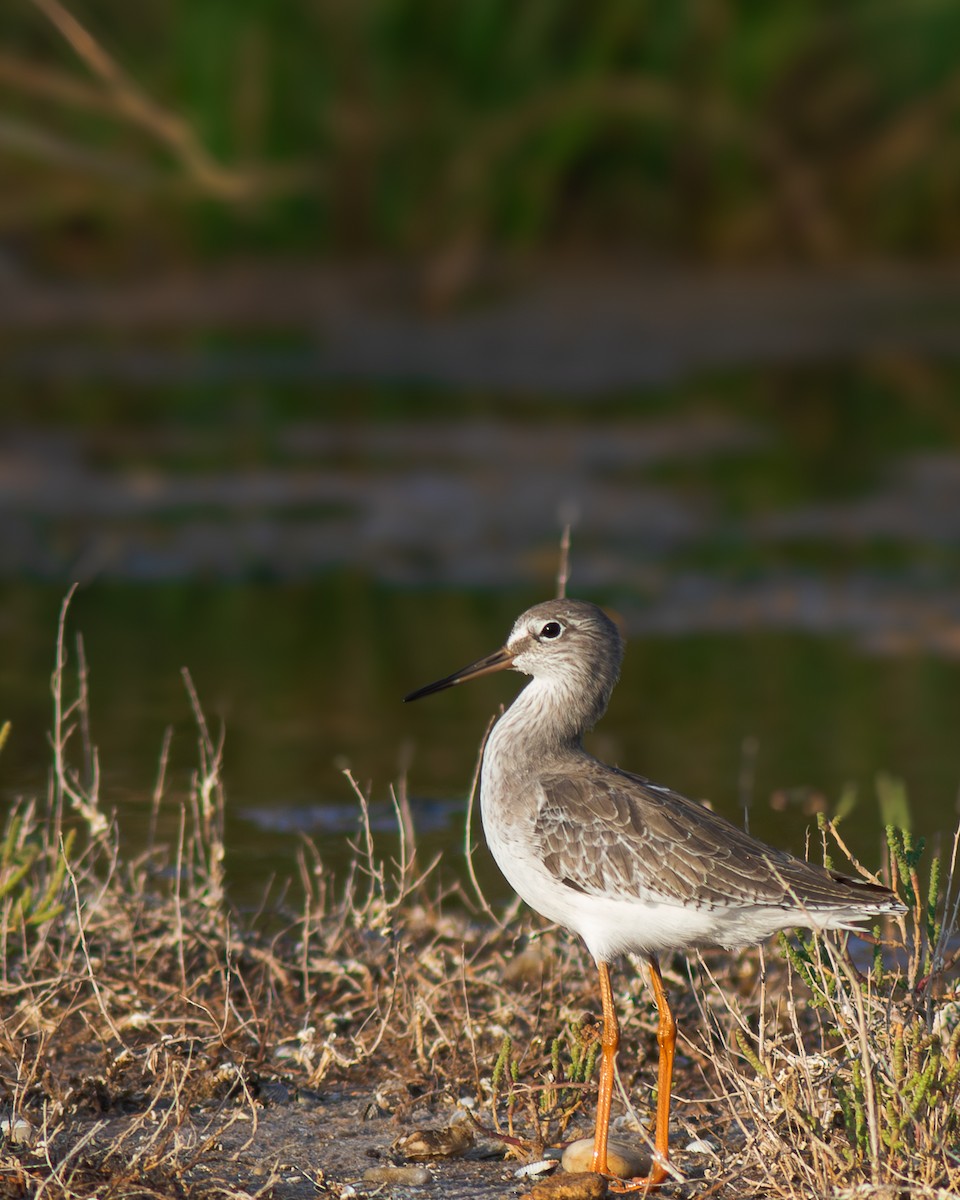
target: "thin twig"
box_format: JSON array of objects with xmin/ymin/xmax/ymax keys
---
[
  {"xmin": 27, "ymin": 0, "xmax": 251, "ymax": 198},
  {"xmin": 464, "ymin": 714, "xmax": 504, "ymax": 929},
  {"xmin": 148, "ymin": 725, "xmax": 173, "ymax": 855},
  {"xmin": 556, "ymin": 523, "xmax": 572, "ymax": 599},
  {"xmin": 64, "ymin": 844, "xmax": 126, "ymax": 1047}
]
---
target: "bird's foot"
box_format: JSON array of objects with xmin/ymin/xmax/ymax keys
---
[{"xmin": 606, "ymin": 1162, "xmax": 669, "ymax": 1194}]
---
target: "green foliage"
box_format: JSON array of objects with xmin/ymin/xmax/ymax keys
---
[
  {"xmin": 9, "ymin": 2, "xmax": 960, "ymax": 261},
  {"xmin": 0, "ymin": 725, "xmax": 74, "ymax": 936},
  {"xmin": 0, "ymin": 806, "xmax": 74, "ymax": 934},
  {"xmin": 489, "ymin": 1033, "xmax": 520, "ymax": 1138},
  {"xmin": 735, "ymin": 1028, "xmax": 769, "ymax": 1078},
  {"xmin": 776, "ymin": 929, "xmax": 837, "ymax": 1008},
  {"xmin": 492, "ymin": 1033, "xmax": 512, "ymax": 1092},
  {"xmin": 540, "ymin": 1021, "xmax": 599, "ymax": 1116},
  {"xmin": 488, "ymin": 1019, "xmax": 600, "ymax": 1147},
  {"xmin": 887, "ymin": 821, "xmax": 941, "ymax": 979},
  {"xmin": 832, "ymin": 1011, "xmax": 960, "ymax": 1164}
]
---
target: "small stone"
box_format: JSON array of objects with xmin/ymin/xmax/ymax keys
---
[
  {"xmin": 257, "ymin": 1080, "xmax": 291, "ymax": 1106},
  {"xmin": 515, "ymin": 1159, "xmax": 559, "ymax": 1178},
  {"xmin": 463, "ymin": 1133, "xmax": 506, "ymax": 1160},
  {"xmin": 393, "ymin": 1122, "xmax": 474, "ymax": 1159},
  {"xmin": 522, "ymin": 1171, "xmax": 608, "ymax": 1199},
  {"xmin": 363, "ymin": 1165, "xmax": 432, "ymax": 1187},
  {"xmin": 561, "ymin": 1136, "xmax": 647, "ymax": 1179},
  {"xmin": 0, "ymin": 1115, "xmax": 33, "ymax": 1146},
  {"xmin": 503, "ymin": 944, "xmax": 549, "ymax": 984}
]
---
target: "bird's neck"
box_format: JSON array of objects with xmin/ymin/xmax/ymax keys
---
[{"xmin": 491, "ymin": 674, "xmax": 610, "ymax": 759}]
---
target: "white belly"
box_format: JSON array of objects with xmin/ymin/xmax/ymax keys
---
[{"xmin": 479, "ymin": 754, "xmax": 853, "ymax": 963}]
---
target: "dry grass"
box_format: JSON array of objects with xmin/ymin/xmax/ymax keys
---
[
  {"xmin": 686, "ymin": 820, "xmax": 960, "ymax": 1199},
  {"xmin": 0, "ymin": 599, "xmax": 957, "ymax": 1198}
]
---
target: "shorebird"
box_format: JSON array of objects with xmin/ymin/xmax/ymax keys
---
[{"xmin": 405, "ymin": 599, "xmax": 905, "ymax": 1190}]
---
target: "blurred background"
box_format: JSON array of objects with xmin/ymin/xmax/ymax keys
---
[{"xmin": 2, "ymin": 0, "xmax": 960, "ymax": 900}]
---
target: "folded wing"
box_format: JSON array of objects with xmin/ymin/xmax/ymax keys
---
[{"xmin": 534, "ymin": 766, "xmax": 899, "ymax": 915}]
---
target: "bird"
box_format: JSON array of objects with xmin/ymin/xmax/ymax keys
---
[{"xmin": 404, "ymin": 599, "xmax": 905, "ymax": 1191}]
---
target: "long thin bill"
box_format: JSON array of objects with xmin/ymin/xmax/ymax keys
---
[{"xmin": 404, "ymin": 647, "xmax": 514, "ymax": 702}]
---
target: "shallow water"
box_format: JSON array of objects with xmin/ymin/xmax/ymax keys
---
[
  {"xmin": 2, "ymin": 369, "xmax": 960, "ymax": 901},
  {"xmin": 1, "ymin": 579, "xmax": 957, "ymax": 905}
]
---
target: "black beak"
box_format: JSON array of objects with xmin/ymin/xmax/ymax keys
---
[{"xmin": 404, "ymin": 647, "xmax": 514, "ymax": 702}]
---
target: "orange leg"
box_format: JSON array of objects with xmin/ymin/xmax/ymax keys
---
[
  {"xmin": 636, "ymin": 954, "xmax": 676, "ymax": 1190},
  {"xmin": 591, "ymin": 955, "xmax": 676, "ymax": 1193},
  {"xmin": 590, "ymin": 960, "xmax": 619, "ymax": 1175}
]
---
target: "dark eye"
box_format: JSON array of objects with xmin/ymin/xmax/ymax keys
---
[{"xmin": 539, "ymin": 621, "xmax": 563, "ymax": 640}]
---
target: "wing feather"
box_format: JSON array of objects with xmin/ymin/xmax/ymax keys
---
[{"xmin": 534, "ymin": 765, "xmax": 895, "ymax": 913}]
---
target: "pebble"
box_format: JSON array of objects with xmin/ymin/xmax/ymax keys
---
[
  {"xmin": 561, "ymin": 1136, "xmax": 647, "ymax": 1179},
  {"xmin": 0, "ymin": 1115, "xmax": 34, "ymax": 1145},
  {"xmin": 363, "ymin": 1165, "xmax": 432, "ymax": 1187},
  {"xmin": 522, "ymin": 1171, "xmax": 608, "ymax": 1200},
  {"xmin": 256, "ymin": 1080, "xmax": 291, "ymax": 1106},
  {"xmin": 393, "ymin": 1122, "xmax": 474, "ymax": 1159},
  {"xmin": 515, "ymin": 1159, "xmax": 559, "ymax": 1178}
]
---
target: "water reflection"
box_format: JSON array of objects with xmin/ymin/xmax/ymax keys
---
[
  {"xmin": 2, "ymin": 376, "xmax": 960, "ymax": 901},
  {"xmin": 1, "ymin": 582, "xmax": 957, "ymax": 904}
]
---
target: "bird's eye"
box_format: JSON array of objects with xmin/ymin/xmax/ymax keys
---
[{"xmin": 539, "ymin": 621, "xmax": 563, "ymax": 640}]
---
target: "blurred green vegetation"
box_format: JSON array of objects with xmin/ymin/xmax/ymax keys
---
[{"xmin": 3, "ymin": 0, "xmax": 960, "ymax": 272}]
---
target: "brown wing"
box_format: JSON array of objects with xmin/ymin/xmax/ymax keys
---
[{"xmin": 534, "ymin": 764, "xmax": 896, "ymax": 912}]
